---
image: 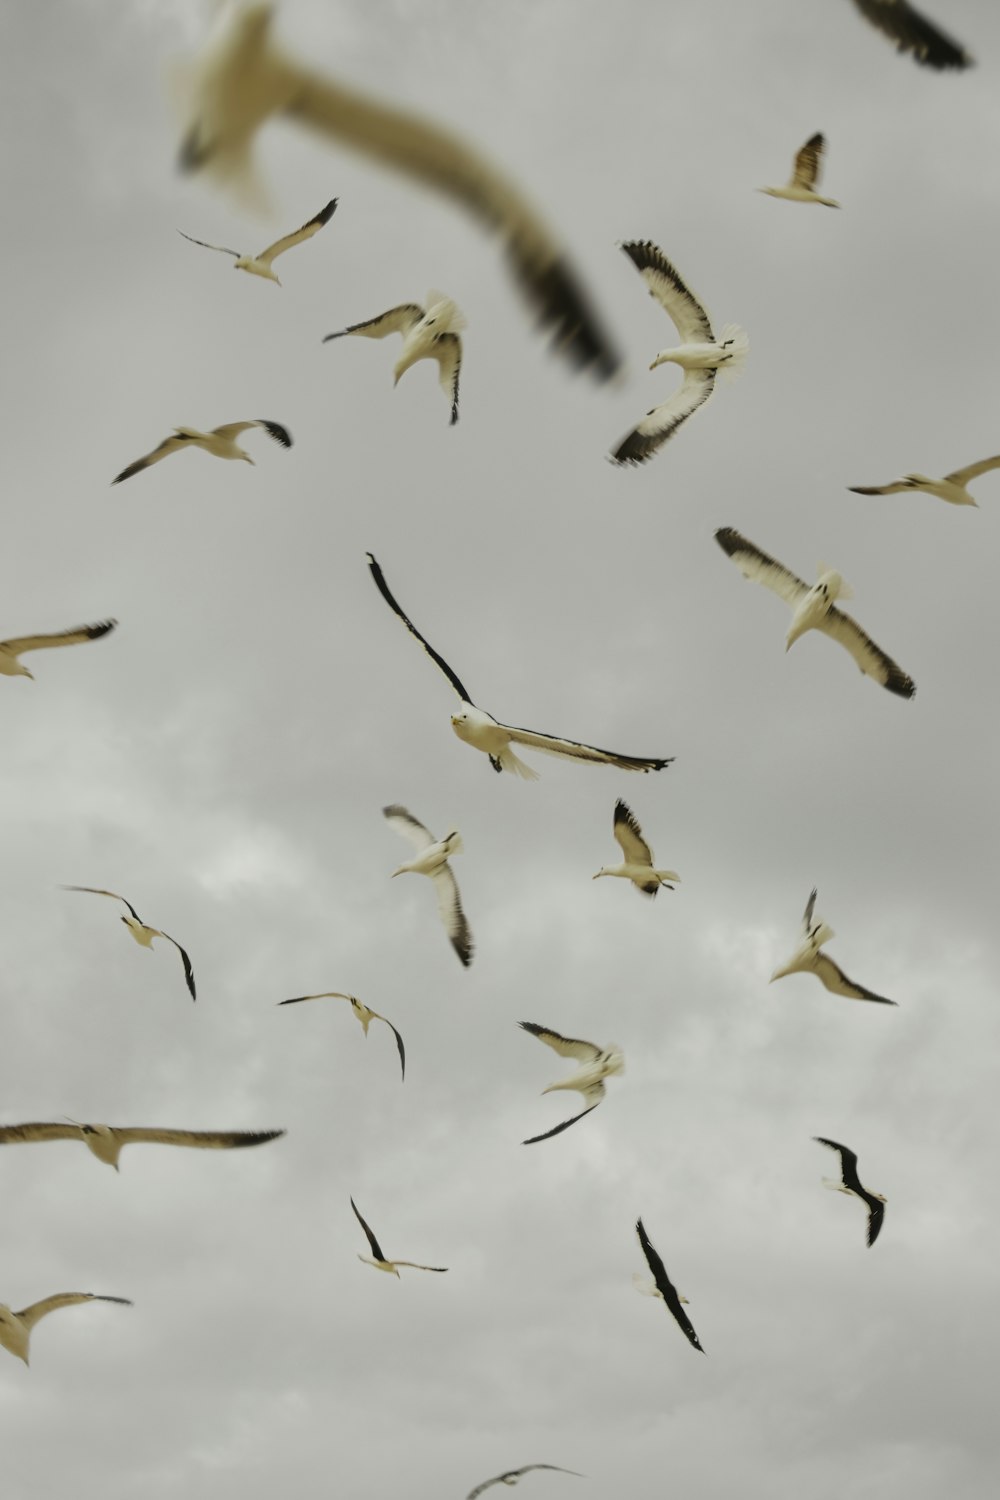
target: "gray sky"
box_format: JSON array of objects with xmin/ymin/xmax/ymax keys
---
[{"xmin": 1, "ymin": 2, "xmax": 997, "ymax": 1496}]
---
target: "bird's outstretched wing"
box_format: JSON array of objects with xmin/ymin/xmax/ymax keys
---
[
  {"xmin": 944, "ymin": 454, "xmax": 1000, "ymax": 486},
  {"xmin": 813, "ymin": 952, "xmax": 897, "ymax": 1004},
  {"xmin": 112, "ymin": 1127, "xmax": 285, "ymax": 1150},
  {"xmin": 15, "ymin": 1293, "xmax": 133, "ymax": 1330},
  {"xmin": 814, "ymin": 1136, "xmax": 858, "ymax": 1181},
  {"xmin": 158, "ymin": 933, "xmax": 197, "ymax": 1001},
  {"xmin": 382, "ymin": 804, "xmax": 436, "ymax": 852},
  {"xmin": 849, "ymin": 0, "xmax": 973, "ymax": 70},
  {"xmin": 0, "ymin": 1122, "xmax": 80, "ymax": 1146},
  {"xmin": 113, "ymin": 434, "xmax": 194, "ymax": 483},
  {"xmin": 518, "ymin": 1022, "xmax": 603, "ymax": 1063},
  {"xmin": 389, "ymin": 1261, "xmax": 449, "ymax": 1273},
  {"xmin": 60, "ymin": 885, "xmax": 143, "ymax": 923},
  {"xmin": 521, "ymin": 1102, "xmax": 600, "ymax": 1145},
  {"xmin": 847, "ymin": 480, "xmax": 912, "ymax": 496},
  {"xmin": 818, "ymin": 606, "xmax": 916, "ymax": 698},
  {"xmin": 1, "ymin": 621, "xmax": 117, "ymax": 656},
  {"xmin": 714, "ymin": 528, "xmax": 810, "ymax": 606},
  {"xmin": 611, "ymin": 368, "xmax": 716, "ymax": 466},
  {"xmin": 501, "ymin": 722, "xmax": 672, "ymax": 774},
  {"xmin": 211, "ymin": 419, "xmax": 292, "ymax": 447},
  {"xmin": 350, "ymin": 1197, "xmax": 386, "ymax": 1262},
  {"xmin": 612, "ymin": 800, "xmax": 653, "ymax": 865},
  {"xmin": 323, "ymin": 304, "xmax": 424, "ymax": 342},
  {"xmin": 258, "ymin": 197, "xmax": 338, "ymax": 264},
  {"xmin": 802, "ymin": 887, "xmax": 818, "ymax": 934},
  {"xmin": 466, "ymin": 1465, "xmax": 582, "ymax": 1498},
  {"xmin": 792, "ymin": 133, "xmax": 824, "ymax": 190},
  {"xmin": 635, "ymin": 1218, "xmax": 704, "ymax": 1352},
  {"xmin": 177, "ymin": 230, "xmax": 241, "ymax": 258},
  {"xmin": 863, "ymin": 1196, "xmax": 886, "ymax": 1247},
  {"xmin": 430, "ymin": 863, "xmax": 474, "ymax": 968},
  {"xmin": 432, "ymin": 332, "xmax": 462, "ymax": 426},
  {"xmin": 619, "ymin": 240, "xmax": 714, "ymax": 343},
  {"xmin": 365, "ymin": 553, "xmax": 476, "ymax": 702}
]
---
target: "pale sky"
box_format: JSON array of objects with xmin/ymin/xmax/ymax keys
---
[{"xmin": 1, "ymin": 3, "xmax": 997, "ymax": 1498}]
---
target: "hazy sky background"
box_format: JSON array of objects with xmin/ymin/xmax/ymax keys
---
[{"xmin": 1, "ymin": 2, "xmax": 997, "ymax": 1497}]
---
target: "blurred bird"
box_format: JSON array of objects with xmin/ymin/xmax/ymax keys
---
[
  {"xmin": 0, "ymin": 1122, "xmax": 284, "ymax": 1171},
  {"xmin": 0, "ymin": 1294, "xmax": 132, "ymax": 1366},
  {"xmin": 759, "ymin": 134, "xmax": 839, "ymax": 207},
  {"xmin": 179, "ymin": 196, "xmax": 337, "ymax": 283},
  {"xmin": 279, "ymin": 991, "xmax": 406, "ymax": 1079},
  {"xmin": 633, "ymin": 1218, "xmax": 704, "ymax": 1352},
  {"xmin": 0, "ymin": 621, "xmax": 116, "ymax": 680},
  {"xmin": 466, "ymin": 1466, "xmax": 583, "ymax": 1499},
  {"xmin": 366, "ymin": 553, "xmax": 673, "ymax": 778},
  {"xmin": 610, "ymin": 240, "xmax": 748, "ymax": 465},
  {"xmin": 714, "ymin": 527, "xmax": 915, "ymax": 698},
  {"xmin": 848, "ymin": 0, "xmax": 973, "ymax": 69},
  {"xmin": 382, "ymin": 806, "xmax": 473, "ymax": 968},
  {"xmin": 324, "ymin": 294, "xmax": 464, "ymax": 425},
  {"xmin": 848, "ymin": 454, "xmax": 1000, "ymax": 507},
  {"xmin": 593, "ymin": 799, "xmax": 680, "ymax": 897},
  {"xmin": 770, "ymin": 889, "xmax": 897, "ymax": 1004},
  {"xmin": 112, "ymin": 419, "xmax": 291, "ymax": 484},
  {"xmin": 172, "ymin": 2, "xmax": 619, "ymax": 378},
  {"xmin": 61, "ymin": 887, "xmax": 197, "ymax": 1001},
  {"xmin": 519, "ymin": 1022, "xmax": 624, "ymax": 1144},
  {"xmin": 350, "ymin": 1198, "xmax": 448, "ymax": 1276},
  {"xmin": 814, "ymin": 1138, "xmax": 887, "ymax": 1246}
]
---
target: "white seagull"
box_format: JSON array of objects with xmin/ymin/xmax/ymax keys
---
[
  {"xmin": 848, "ymin": 0, "xmax": 973, "ymax": 70},
  {"xmin": 383, "ymin": 805, "xmax": 473, "ymax": 969},
  {"xmin": 61, "ymin": 887, "xmax": 197, "ymax": 1001},
  {"xmin": 610, "ymin": 239, "xmax": 748, "ymax": 466},
  {"xmin": 814, "ymin": 1137, "xmax": 887, "ymax": 1247},
  {"xmin": 0, "ymin": 620, "xmax": 116, "ymax": 680},
  {"xmin": 323, "ymin": 294, "xmax": 464, "ymax": 425},
  {"xmin": 519, "ymin": 1022, "xmax": 624, "ymax": 1145},
  {"xmin": 466, "ymin": 1466, "xmax": 583, "ymax": 1499},
  {"xmin": 0, "ymin": 1122, "xmax": 284, "ymax": 1171},
  {"xmin": 593, "ymin": 799, "xmax": 680, "ymax": 898},
  {"xmin": 770, "ymin": 889, "xmax": 897, "ymax": 1005},
  {"xmin": 633, "ymin": 1217, "xmax": 704, "ymax": 1353},
  {"xmin": 112, "ymin": 419, "xmax": 291, "ymax": 484},
  {"xmin": 179, "ymin": 196, "xmax": 337, "ymax": 283},
  {"xmin": 278, "ymin": 991, "xmax": 406, "ymax": 1080},
  {"xmin": 714, "ymin": 527, "xmax": 916, "ymax": 698},
  {"xmin": 848, "ymin": 454, "xmax": 1000, "ymax": 507},
  {"xmin": 0, "ymin": 1293, "xmax": 132, "ymax": 1367},
  {"xmin": 759, "ymin": 134, "xmax": 840, "ymax": 207},
  {"xmin": 350, "ymin": 1198, "xmax": 448, "ymax": 1277},
  {"xmin": 367, "ymin": 553, "xmax": 672, "ymax": 779},
  {"xmin": 174, "ymin": 3, "xmax": 618, "ymax": 378}
]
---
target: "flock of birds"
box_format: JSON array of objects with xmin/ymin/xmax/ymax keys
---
[{"xmin": 4, "ymin": 0, "xmax": 986, "ymax": 1494}]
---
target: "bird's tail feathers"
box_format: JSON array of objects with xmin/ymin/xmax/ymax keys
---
[
  {"xmin": 816, "ymin": 563, "xmax": 853, "ymax": 599},
  {"xmin": 717, "ymin": 324, "xmax": 749, "ymax": 379},
  {"xmin": 632, "ymin": 1272, "xmax": 661, "ymax": 1298},
  {"xmin": 497, "ymin": 746, "xmax": 540, "ymax": 781},
  {"xmin": 424, "ymin": 292, "xmax": 466, "ymax": 333}
]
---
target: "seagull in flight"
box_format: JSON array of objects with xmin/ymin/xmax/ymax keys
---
[
  {"xmin": 179, "ymin": 196, "xmax": 337, "ymax": 283},
  {"xmin": 814, "ymin": 1138, "xmax": 887, "ymax": 1247},
  {"xmin": 112, "ymin": 419, "xmax": 291, "ymax": 484},
  {"xmin": 174, "ymin": 3, "xmax": 618, "ymax": 379},
  {"xmin": 714, "ymin": 527, "xmax": 916, "ymax": 698},
  {"xmin": 0, "ymin": 1122, "xmax": 284, "ymax": 1171},
  {"xmin": 350, "ymin": 1197, "xmax": 448, "ymax": 1276},
  {"xmin": 770, "ymin": 889, "xmax": 897, "ymax": 1005},
  {"xmin": 759, "ymin": 134, "xmax": 840, "ymax": 207},
  {"xmin": 366, "ymin": 553, "xmax": 672, "ymax": 779},
  {"xmin": 466, "ymin": 1465, "xmax": 583, "ymax": 1499},
  {"xmin": 324, "ymin": 294, "xmax": 464, "ymax": 425},
  {"xmin": 0, "ymin": 620, "xmax": 116, "ymax": 680},
  {"xmin": 519, "ymin": 1022, "xmax": 624, "ymax": 1145},
  {"xmin": 848, "ymin": 454, "xmax": 1000, "ymax": 507},
  {"xmin": 633, "ymin": 1217, "xmax": 704, "ymax": 1353},
  {"xmin": 610, "ymin": 239, "xmax": 748, "ymax": 466},
  {"xmin": 0, "ymin": 1293, "xmax": 132, "ymax": 1366},
  {"xmin": 593, "ymin": 799, "xmax": 680, "ymax": 898},
  {"xmin": 61, "ymin": 887, "xmax": 197, "ymax": 1001},
  {"xmin": 848, "ymin": 0, "xmax": 973, "ymax": 70},
  {"xmin": 383, "ymin": 806, "xmax": 474, "ymax": 969},
  {"xmin": 279, "ymin": 991, "xmax": 406, "ymax": 1080}
]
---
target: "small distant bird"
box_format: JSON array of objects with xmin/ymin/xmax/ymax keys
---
[
  {"xmin": 0, "ymin": 620, "xmax": 116, "ymax": 680},
  {"xmin": 278, "ymin": 991, "xmax": 405, "ymax": 1080},
  {"xmin": 848, "ymin": 455, "xmax": 1000, "ymax": 507},
  {"xmin": 173, "ymin": 3, "xmax": 619, "ymax": 378},
  {"xmin": 848, "ymin": 0, "xmax": 973, "ymax": 70},
  {"xmin": 350, "ymin": 1197, "xmax": 448, "ymax": 1276},
  {"xmin": 759, "ymin": 134, "xmax": 840, "ymax": 207},
  {"xmin": 770, "ymin": 889, "xmax": 897, "ymax": 1005},
  {"xmin": 466, "ymin": 1465, "xmax": 583, "ymax": 1499},
  {"xmin": 593, "ymin": 799, "xmax": 680, "ymax": 898},
  {"xmin": 179, "ymin": 196, "xmax": 338, "ymax": 283},
  {"xmin": 813, "ymin": 1137, "xmax": 887, "ymax": 1247},
  {"xmin": 382, "ymin": 806, "xmax": 474, "ymax": 969},
  {"xmin": 610, "ymin": 239, "xmax": 748, "ymax": 466},
  {"xmin": 61, "ymin": 887, "xmax": 196, "ymax": 1001},
  {"xmin": 112, "ymin": 420, "xmax": 291, "ymax": 484},
  {"xmin": 367, "ymin": 553, "xmax": 672, "ymax": 779},
  {"xmin": 633, "ymin": 1217, "xmax": 704, "ymax": 1353},
  {"xmin": 324, "ymin": 294, "xmax": 464, "ymax": 425},
  {"xmin": 714, "ymin": 527, "xmax": 916, "ymax": 698},
  {"xmin": 0, "ymin": 1293, "xmax": 132, "ymax": 1366},
  {"xmin": 0, "ymin": 1122, "xmax": 284, "ymax": 1171},
  {"xmin": 519, "ymin": 1022, "xmax": 624, "ymax": 1145}
]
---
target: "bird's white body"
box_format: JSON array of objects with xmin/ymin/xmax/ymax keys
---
[
  {"xmin": 0, "ymin": 1294, "xmax": 131, "ymax": 1366},
  {"xmin": 785, "ymin": 569, "xmax": 851, "ymax": 650},
  {"xmin": 541, "ymin": 1045, "xmax": 624, "ymax": 1100},
  {"xmin": 395, "ymin": 296, "xmax": 465, "ymax": 383},
  {"xmin": 593, "ymin": 799, "xmax": 679, "ymax": 896},
  {"xmin": 770, "ymin": 924, "xmax": 835, "ymax": 982},
  {"xmin": 121, "ymin": 914, "xmax": 158, "ymax": 948},
  {"xmin": 760, "ymin": 133, "xmax": 839, "ymax": 207},
  {"xmin": 594, "ymin": 862, "xmax": 679, "ymax": 889},
  {"xmin": 234, "ymin": 254, "xmax": 279, "ymax": 282},
  {"xmin": 649, "ymin": 330, "xmax": 749, "ymax": 374},
  {"xmin": 176, "ymin": 426, "xmax": 255, "ymax": 462},
  {"xmin": 390, "ymin": 830, "xmax": 462, "ymax": 879},
  {"xmin": 761, "ymin": 183, "xmax": 839, "ymax": 207},
  {"xmin": 450, "ymin": 705, "xmax": 536, "ymax": 780}
]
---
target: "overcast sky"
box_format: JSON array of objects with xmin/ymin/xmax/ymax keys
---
[{"xmin": 1, "ymin": 2, "xmax": 997, "ymax": 1497}]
